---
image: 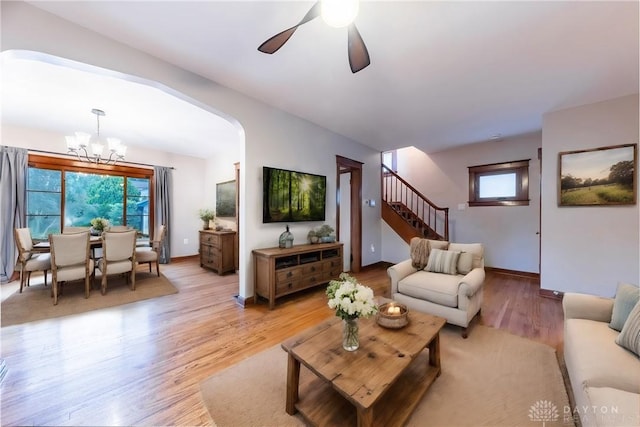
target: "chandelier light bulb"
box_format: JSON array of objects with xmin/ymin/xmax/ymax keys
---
[{"xmin": 321, "ymin": 0, "xmax": 359, "ymax": 28}]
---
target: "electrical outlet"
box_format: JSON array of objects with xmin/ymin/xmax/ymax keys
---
[
  {"xmin": 183, "ymin": 238, "xmax": 189, "ymax": 245},
  {"xmin": 370, "ymin": 244, "xmax": 375, "ymax": 253}
]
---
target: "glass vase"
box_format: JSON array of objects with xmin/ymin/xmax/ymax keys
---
[{"xmin": 342, "ymin": 318, "xmax": 359, "ymax": 351}]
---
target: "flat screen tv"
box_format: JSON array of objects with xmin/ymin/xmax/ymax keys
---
[{"xmin": 263, "ymin": 166, "xmax": 326, "ymax": 223}]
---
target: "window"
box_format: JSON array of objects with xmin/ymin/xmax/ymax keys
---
[
  {"xmin": 26, "ymin": 154, "xmax": 153, "ymax": 240},
  {"xmin": 468, "ymin": 159, "xmax": 530, "ymax": 206},
  {"xmin": 382, "ymin": 150, "xmax": 397, "ymax": 173}
]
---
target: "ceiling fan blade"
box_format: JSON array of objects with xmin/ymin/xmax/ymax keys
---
[
  {"xmin": 258, "ymin": 1, "xmax": 321, "ymax": 54},
  {"xmin": 347, "ymin": 23, "xmax": 370, "ymax": 73}
]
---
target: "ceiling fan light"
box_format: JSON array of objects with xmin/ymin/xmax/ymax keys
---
[{"xmin": 321, "ymin": 0, "xmax": 359, "ymax": 28}]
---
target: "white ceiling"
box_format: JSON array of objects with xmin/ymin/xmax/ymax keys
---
[{"xmin": 3, "ymin": 1, "xmax": 638, "ymax": 157}]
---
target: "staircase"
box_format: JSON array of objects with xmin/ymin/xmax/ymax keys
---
[{"xmin": 381, "ymin": 164, "xmax": 449, "ymax": 244}]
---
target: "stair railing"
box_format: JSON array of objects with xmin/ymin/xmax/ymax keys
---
[{"xmin": 381, "ymin": 164, "xmax": 449, "ymax": 241}]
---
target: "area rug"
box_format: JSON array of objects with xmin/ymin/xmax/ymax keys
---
[
  {"xmin": 200, "ymin": 325, "xmax": 574, "ymax": 427},
  {"xmin": 1, "ymin": 272, "xmax": 178, "ymax": 327}
]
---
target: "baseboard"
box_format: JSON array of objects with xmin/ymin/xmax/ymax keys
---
[
  {"xmin": 168, "ymin": 255, "xmax": 199, "ymax": 263},
  {"xmin": 236, "ymin": 294, "xmax": 253, "ymax": 307},
  {"xmin": 360, "ymin": 261, "xmax": 393, "ymax": 271},
  {"xmin": 485, "ymin": 267, "xmax": 540, "ymax": 279},
  {"xmin": 539, "ymin": 288, "xmax": 564, "ymax": 300}
]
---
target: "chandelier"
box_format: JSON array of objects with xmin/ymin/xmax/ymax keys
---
[{"xmin": 66, "ymin": 108, "xmax": 126, "ymax": 165}]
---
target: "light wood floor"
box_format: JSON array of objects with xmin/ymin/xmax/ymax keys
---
[{"xmin": 0, "ymin": 258, "xmax": 564, "ymax": 426}]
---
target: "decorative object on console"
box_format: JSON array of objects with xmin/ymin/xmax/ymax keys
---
[
  {"xmin": 307, "ymin": 224, "xmax": 335, "ymax": 243},
  {"xmin": 326, "ymin": 273, "xmax": 378, "ymax": 351},
  {"xmin": 377, "ymin": 301, "xmax": 409, "ymax": 329},
  {"xmin": 199, "ymin": 209, "xmax": 215, "ymax": 230},
  {"xmin": 278, "ymin": 225, "xmax": 294, "ymax": 248},
  {"xmin": 307, "ymin": 229, "xmax": 319, "ymax": 244},
  {"xmin": 66, "ymin": 108, "xmax": 126, "ymax": 165},
  {"xmin": 558, "ymin": 143, "xmax": 637, "ymax": 206},
  {"xmin": 316, "ymin": 224, "xmax": 335, "ymax": 243}
]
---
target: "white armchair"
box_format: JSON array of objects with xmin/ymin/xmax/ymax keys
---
[
  {"xmin": 136, "ymin": 224, "xmax": 166, "ymax": 276},
  {"xmin": 49, "ymin": 231, "xmax": 94, "ymax": 305},
  {"xmin": 387, "ymin": 240, "xmax": 485, "ymax": 338}
]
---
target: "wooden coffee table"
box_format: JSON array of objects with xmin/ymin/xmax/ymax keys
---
[{"xmin": 281, "ymin": 311, "xmax": 446, "ymax": 427}]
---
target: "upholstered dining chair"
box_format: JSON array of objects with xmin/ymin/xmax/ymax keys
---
[
  {"xmin": 107, "ymin": 225, "xmax": 130, "ymax": 232},
  {"xmin": 135, "ymin": 224, "xmax": 166, "ymax": 276},
  {"xmin": 14, "ymin": 227, "xmax": 51, "ymax": 293},
  {"xmin": 49, "ymin": 231, "xmax": 94, "ymax": 305},
  {"xmin": 97, "ymin": 230, "xmax": 137, "ymax": 295},
  {"xmin": 62, "ymin": 226, "xmax": 91, "ymax": 234}
]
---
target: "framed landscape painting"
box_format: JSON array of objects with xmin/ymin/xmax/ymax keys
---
[
  {"xmin": 558, "ymin": 143, "xmax": 637, "ymax": 206},
  {"xmin": 216, "ymin": 180, "xmax": 236, "ymax": 217}
]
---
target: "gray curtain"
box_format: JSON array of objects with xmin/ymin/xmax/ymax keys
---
[
  {"xmin": 154, "ymin": 166, "xmax": 172, "ymax": 264},
  {"xmin": 0, "ymin": 146, "xmax": 28, "ymax": 283}
]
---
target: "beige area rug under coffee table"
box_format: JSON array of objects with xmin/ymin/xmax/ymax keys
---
[
  {"xmin": 1, "ymin": 271, "xmax": 178, "ymax": 327},
  {"xmin": 200, "ymin": 324, "xmax": 574, "ymax": 427}
]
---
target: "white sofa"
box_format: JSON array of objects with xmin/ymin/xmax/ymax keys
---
[
  {"xmin": 563, "ymin": 293, "xmax": 640, "ymax": 427},
  {"xmin": 387, "ymin": 241, "xmax": 485, "ymax": 338}
]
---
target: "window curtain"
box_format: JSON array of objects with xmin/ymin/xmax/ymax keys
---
[
  {"xmin": 154, "ymin": 166, "xmax": 172, "ymax": 264},
  {"xmin": 0, "ymin": 146, "xmax": 28, "ymax": 283}
]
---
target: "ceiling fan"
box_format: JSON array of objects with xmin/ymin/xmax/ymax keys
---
[{"xmin": 258, "ymin": 0, "xmax": 370, "ymax": 74}]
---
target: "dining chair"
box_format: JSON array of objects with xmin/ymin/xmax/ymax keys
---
[
  {"xmin": 97, "ymin": 230, "xmax": 137, "ymax": 295},
  {"xmin": 14, "ymin": 228, "xmax": 51, "ymax": 293},
  {"xmin": 62, "ymin": 226, "xmax": 91, "ymax": 234},
  {"xmin": 49, "ymin": 231, "xmax": 94, "ymax": 305},
  {"xmin": 136, "ymin": 224, "xmax": 166, "ymax": 276},
  {"xmin": 107, "ymin": 225, "xmax": 130, "ymax": 232}
]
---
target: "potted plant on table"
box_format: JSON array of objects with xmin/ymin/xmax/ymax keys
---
[
  {"xmin": 90, "ymin": 217, "xmax": 109, "ymax": 235},
  {"xmin": 199, "ymin": 209, "xmax": 215, "ymax": 230},
  {"xmin": 316, "ymin": 224, "xmax": 335, "ymax": 243}
]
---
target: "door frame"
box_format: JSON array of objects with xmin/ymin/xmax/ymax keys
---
[{"xmin": 336, "ymin": 155, "xmax": 363, "ymax": 273}]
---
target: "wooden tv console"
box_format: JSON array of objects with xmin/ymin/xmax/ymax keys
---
[{"xmin": 253, "ymin": 242, "xmax": 343, "ymax": 309}]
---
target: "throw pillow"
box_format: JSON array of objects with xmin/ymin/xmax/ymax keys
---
[
  {"xmin": 615, "ymin": 300, "xmax": 640, "ymax": 357},
  {"xmin": 425, "ymin": 249, "xmax": 461, "ymax": 275},
  {"xmin": 457, "ymin": 252, "xmax": 474, "ymax": 275},
  {"xmin": 609, "ymin": 283, "xmax": 640, "ymax": 331}
]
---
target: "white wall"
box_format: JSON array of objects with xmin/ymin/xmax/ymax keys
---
[
  {"xmin": 383, "ymin": 133, "xmax": 541, "ymax": 272},
  {"xmin": 1, "ymin": 2, "xmax": 382, "ymax": 301},
  {"xmin": 541, "ymin": 94, "xmax": 639, "ymax": 296}
]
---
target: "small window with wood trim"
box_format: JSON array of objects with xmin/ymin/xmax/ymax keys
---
[{"xmin": 468, "ymin": 159, "xmax": 530, "ymax": 206}]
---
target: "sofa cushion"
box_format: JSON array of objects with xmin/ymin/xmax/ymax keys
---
[
  {"xmin": 397, "ymin": 270, "xmax": 460, "ymax": 308},
  {"xmin": 583, "ymin": 387, "xmax": 640, "ymax": 427},
  {"xmin": 425, "ymin": 249, "xmax": 460, "ymax": 275},
  {"xmin": 428, "ymin": 239, "xmax": 449, "ymax": 251},
  {"xmin": 610, "ymin": 283, "xmax": 640, "ymax": 331},
  {"xmin": 615, "ymin": 300, "xmax": 640, "ymax": 357},
  {"xmin": 565, "ymin": 318, "xmax": 640, "ymax": 393},
  {"xmin": 457, "ymin": 252, "xmax": 474, "ymax": 275},
  {"xmin": 448, "ymin": 243, "xmax": 484, "ymax": 269}
]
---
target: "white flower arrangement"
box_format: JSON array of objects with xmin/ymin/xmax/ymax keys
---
[{"xmin": 326, "ymin": 273, "xmax": 378, "ymax": 320}]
